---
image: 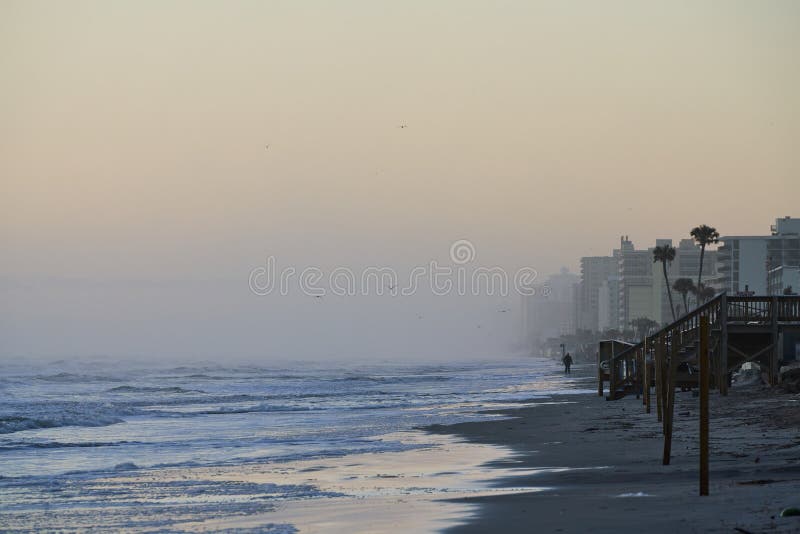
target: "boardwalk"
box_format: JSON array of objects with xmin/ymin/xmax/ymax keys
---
[
  {"xmin": 596, "ymin": 294, "xmax": 800, "ymax": 487},
  {"xmin": 600, "ymin": 295, "xmax": 800, "ymax": 401}
]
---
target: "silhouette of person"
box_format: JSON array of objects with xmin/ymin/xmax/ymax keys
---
[{"xmin": 562, "ymin": 352, "xmax": 573, "ymax": 374}]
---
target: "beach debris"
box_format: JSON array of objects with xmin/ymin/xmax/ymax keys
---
[
  {"xmin": 114, "ymin": 462, "xmax": 139, "ymax": 471},
  {"xmin": 733, "ymin": 362, "xmax": 763, "ymax": 386},
  {"xmin": 781, "ymin": 507, "xmax": 800, "ymax": 517},
  {"xmin": 780, "ymin": 362, "xmax": 800, "ymax": 393}
]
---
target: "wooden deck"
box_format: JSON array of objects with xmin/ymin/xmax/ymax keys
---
[
  {"xmin": 599, "ymin": 295, "xmax": 800, "ymax": 402},
  {"xmin": 596, "ymin": 294, "xmax": 800, "ymax": 492}
]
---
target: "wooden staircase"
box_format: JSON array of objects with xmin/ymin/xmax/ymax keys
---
[{"xmin": 596, "ymin": 293, "xmax": 800, "ymax": 468}]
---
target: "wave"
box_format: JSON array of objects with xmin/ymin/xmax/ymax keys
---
[
  {"xmin": 0, "ymin": 401, "xmax": 148, "ymax": 434},
  {"xmin": 0, "ymin": 440, "xmax": 140, "ymax": 451},
  {"xmin": 31, "ymin": 372, "xmax": 124, "ymax": 383},
  {"xmin": 106, "ymin": 386, "xmax": 201, "ymax": 394},
  {"xmin": 198, "ymin": 403, "xmax": 314, "ymax": 415},
  {"xmin": 332, "ymin": 374, "xmax": 450, "ymax": 383},
  {"xmin": 0, "ymin": 414, "xmax": 125, "ymax": 434}
]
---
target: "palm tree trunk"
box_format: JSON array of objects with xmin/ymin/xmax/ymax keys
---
[
  {"xmin": 697, "ymin": 244, "xmax": 706, "ymax": 303},
  {"xmin": 663, "ymin": 261, "xmax": 677, "ymax": 322},
  {"xmin": 681, "ymin": 292, "xmax": 688, "ymax": 316}
]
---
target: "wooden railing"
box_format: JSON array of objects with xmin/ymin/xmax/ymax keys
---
[
  {"xmin": 609, "ymin": 294, "xmax": 800, "ymax": 370},
  {"xmin": 727, "ymin": 296, "xmax": 800, "ymax": 323},
  {"xmin": 597, "ymin": 294, "xmax": 800, "ymax": 488},
  {"xmin": 608, "ymin": 293, "xmax": 730, "ymax": 399}
]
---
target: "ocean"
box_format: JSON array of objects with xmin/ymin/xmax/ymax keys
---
[{"xmin": 0, "ymin": 357, "xmax": 588, "ymax": 532}]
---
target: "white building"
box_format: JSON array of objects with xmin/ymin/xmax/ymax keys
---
[
  {"xmin": 718, "ymin": 216, "xmax": 800, "ymax": 294},
  {"xmin": 597, "ymin": 275, "xmax": 620, "ymax": 332},
  {"xmin": 521, "ymin": 268, "xmax": 579, "ymax": 352},
  {"xmin": 618, "ymin": 237, "xmax": 653, "ymax": 329},
  {"xmin": 768, "ymin": 265, "xmax": 800, "ymax": 295},
  {"xmin": 578, "ymin": 255, "xmax": 619, "ymax": 332}
]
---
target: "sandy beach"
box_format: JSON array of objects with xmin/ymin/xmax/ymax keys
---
[{"xmin": 429, "ymin": 366, "xmax": 800, "ymax": 533}]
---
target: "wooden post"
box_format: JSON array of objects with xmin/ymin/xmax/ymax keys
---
[
  {"xmin": 663, "ymin": 330, "xmax": 678, "ymax": 466},
  {"xmin": 635, "ymin": 349, "xmax": 641, "ymax": 400},
  {"xmin": 700, "ymin": 316, "xmax": 710, "ymax": 496},
  {"xmin": 609, "ymin": 343, "xmax": 616, "ymax": 400},
  {"xmin": 771, "ymin": 296, "xmax": 780, "ymax": 386},
  {"xmin": 655, "ymin": 335, "xmax": 664, "ymax": 423},
  {"xmin": 598, "ymin": 344, "xmax": 604, "ymax": 397},
  {"xmin": 720, "ymin": 294, "xmax": 728, "ymax": 395},
  {"xmin": 644, "ymin": 338, "xmax": 651, "ymax": 414}
]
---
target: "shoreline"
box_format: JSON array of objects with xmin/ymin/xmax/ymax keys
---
[{"xmin": 428, "ymin": 365, "xmax": 800, "ymax": 533}]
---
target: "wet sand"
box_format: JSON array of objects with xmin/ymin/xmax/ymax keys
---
[
  {"xmin": 90, "ymin": 431, "xmax": 547, "ymax": 533},
  {"xmin": 429, "ymin": 367, "xmax": 800, "ymax": 533}
]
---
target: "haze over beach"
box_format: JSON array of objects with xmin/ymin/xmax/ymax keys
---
[
  {"xmin": 2, "ymin": 1, "xmax": 798, "ymax": 361},
  {"xmin": 2, "ymin": 2, "xmax": 800, "ymax": 533}
]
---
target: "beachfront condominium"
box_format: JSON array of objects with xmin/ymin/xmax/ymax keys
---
[
  {"xmin": 717, "ymin": 216, "xmax": 800, "ymax": 295},
  {"xmin": 617, "ymin": 237, "xmax": 719, "ymax": 330},
  {"xmin": 597, "ymin": 275, "xmax": 620, "ymax": 332},
  {"xmin": 617, "ymin": 237, "xmax": 654, "ymax": 329},
  {"xmin": 521, "ymin": 268, "xmax": 579, "ymax": 354},
  {"xmin": 577, "ymin": 255, "xmax": 619, "ymax": 333},
  {"xmin": 768, "ymin": 265, "xmax": 800, "ymax": 295},
  {"xmin": 577, "ymin": 237, "xmax": 717, "ymax": 334}
]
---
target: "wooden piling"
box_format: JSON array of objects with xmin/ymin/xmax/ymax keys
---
[
  {"xmin": 719, "ymin": 293, "xmax": 728, "ymax": 396},
  {"xmin": 771, "ymin": 296, "xmax": 780, "ymax": 386},
  {"xmin": 700, "ymin": 316, "xmax": 710, "ymax": 495},
  {"xmin": 655, "ymin": 335, "xmax": 664, "ymax": 423},
  {"xmin": 636, "ymin": 349, "xmax": 644, "ymax": 404},
  {"xmin": 663, "ymin": 330, "xmax": 678, "ymax": 466},
  {"xmin": 597, "ymin": 347, "xmax": 604, "ymax": 397},
  {"xmin": 645, "ymin": 360, "xmax": 651, "ymax": 414},
  {"xmin": 643, "ymin": 339, "xmax": 651, "ymax": 413},
  {"xmin": 609, "ymin": 344, "xmax": 616, "ymax": 400}
]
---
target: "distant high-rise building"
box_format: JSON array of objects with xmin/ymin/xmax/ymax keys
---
[
  {"xmin": 578, "ymin": 255, "xmax": 618, "ymax": 332},
  {"xmin": 675, "ymin": 238, "xmax": 716, "ymax": 281},
  {"xmin": 597, "ymin": 275, "xmax": 620, "ymax": 332},
  {"xmin": 768, "ymin": 265, "xmax": 800, "ymax": 295},
  {"xmin": 616, "ymin": 236, "xmax": 719, "ymax": 328},
  {"xmin": 618, "ymin": 237, "xmax": 653, "ymax": 329},
  {"xmin": 521, "ymin": 267, "xmax": 579, "ymax": 352},
  {"xmin": 718, "ymin": 216, "xmax": 800, "ymax": 294}
]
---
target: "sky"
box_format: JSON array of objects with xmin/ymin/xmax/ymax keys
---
[{"xmin": 1, "ymin": 1, "xmax": 798, "ymax": 361}]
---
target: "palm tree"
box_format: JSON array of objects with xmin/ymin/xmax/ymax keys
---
[
  {"xmin": 630, "ymin": 317, "xmax": 658, "ymax": 341},
  {"xmin": 672, "ymin": 278, "xmax": 696, "ymax": 317},
  {"xmin": 691, "ymin": 283, "xmax": 716, "ymax": 304},
  {"xmin": 653, "ymin": 244, "xmax": 677, "ymax": 322},
  {"xmin": 690, "ymin": 225, "xmax": 720, "ymax": 297},
  {"xmin": 601, "ymin": 328, "xmax": 623, "ymax": 340}
]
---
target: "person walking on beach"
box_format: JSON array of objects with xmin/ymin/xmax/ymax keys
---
[{"xmin": 562, "ymin": 352, "xmax": 573, "ymax": 374}]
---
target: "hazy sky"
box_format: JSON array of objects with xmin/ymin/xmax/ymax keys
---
[{"xmin": 2, "ymin": 1, "xmax": 798, "ymax": 360}]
